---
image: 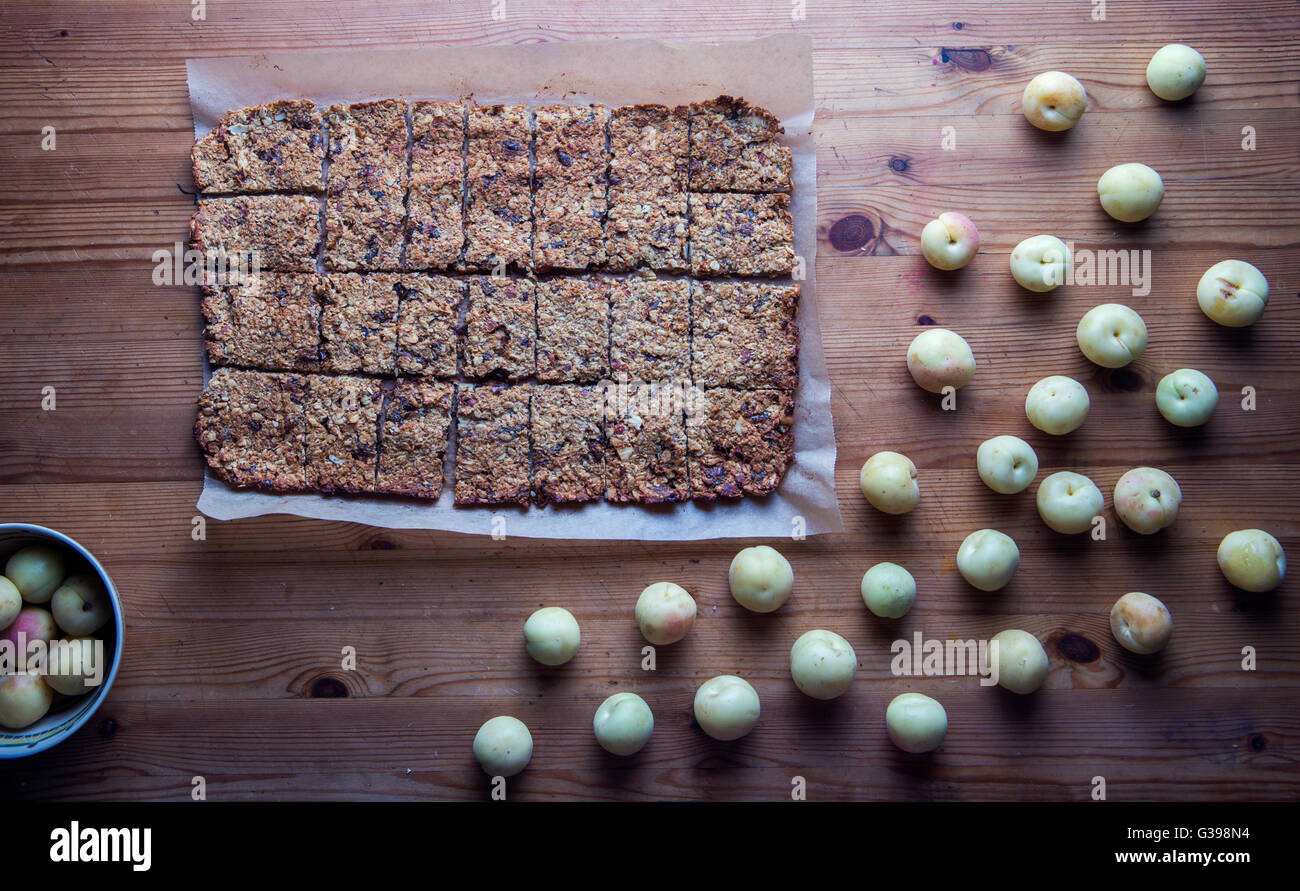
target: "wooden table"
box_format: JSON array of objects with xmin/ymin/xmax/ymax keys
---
[{"xmin": 1, "ymin": 0, "xmax": 1296, "ymax": 802}]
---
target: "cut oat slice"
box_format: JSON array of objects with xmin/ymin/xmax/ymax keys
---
[
  {"xmin": 323, "ymin": 100, "xmax": 409, "ymax": 271},
  {"xmin": 202, "ymin": 272, "xmax": 325, "ymax": 372},
  {"xmin": 304, "ymin": 373, "xmax": 384, "ymax": 494},
  {"xmin": 609, "ymin": 276, "xmax": 690, "ymax": 385},
  {"xmin": 461, "ymin": 275, "xmax": 536, "ymax": 381},
  {"xmin": 377, "ymin": 378, "xmax": 454, "ymax": 499},
  {"xmin": 531, "ymin": 384, "xmax": 605, "ymax": 504},
  {"xmin": 464, "ymin": 104, "xmax": 532, "ymax": 271},
  {"xmin": 190, "ymin": 195, "xmax": 321, "ymax": 273},
  {"xmin": 320, "ymin": 273, "xmax": 400, "ymax": 375},
  {"xmin": 608, "ymin": 104, "xmax": 688, "ymax": 199},
  {"xmin": 688, "ymin": 192, "xmax": 796, "ymax": 277},
  {"xmin": 536, "ymin": 276, "xmax": 611, "ymax": 383},
  {"xmin": 688, "ymin": 387, "xmax": 794, "ymax": 500},
  {"xmin": 691, "ymin": 280, "xmax": 800, "ymax": 390},
  {"xmin": 395, "ymin": 274, "xmax": 464, "ymax": 378},
  {"xmin": 533, "ymin": 105, "xmax": 608, "ymax": 182},
  {"xmin": 406, "ymin": 100, "xmax": 466, "ymax": 270},
  {"xmin": 192, "ymin": 100, "xmax": 326, "ymax": 194},
  {"xmin": 604, "ymin": 380, "xmax": 689, "ymax": 504},
  {"xmin": 454, "ymin": 383, "xmax": 531, "ymax": 506},
  {"xmin": 604, "ymin": 194, "xmax": 688, "ymax": 273},
  {"xmin": 532, "ymin": 105, "xmax": 608, "ymax": 272},
  {"xmin": 194, "ymin": 368, "xmax": 310, "ymax": 492},
  {"xmin": 688, "ymin": 96, "xmax": 793, "ymax": 193}
]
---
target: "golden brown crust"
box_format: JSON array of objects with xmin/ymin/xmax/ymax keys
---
[
  {"xmin": 320, "ymin": 273, "xmax": 400, "ymax": 375},
  {"xmin": 323, "ymin": 100, "xmax": 409, "ymax": 271},
  {"xmin": 688, "ymin": 388, "xmax": 794, "ymax": 500},
  {"xmin": 192, "ymin": 100, "xmax": 325, "ymax": 194},
  {"xmin": 304, "ymin": 374, "xmax": 384, "ymax": 494},
  {"xmin": 454, "ymin": 383, "xmax": 531, "ymax": 505},
  {"xmin": 688, "ymin": 192, "xmax": 795, "ymax": 277},
  {"xmin": 531, "ymin": 384, "xmax": 605, "ymax": 504},
  {"xmin": 691, "ymin": 280, "xmax": 800, "ymax": 390},
  {"xmin": 536, "ymin": 277, "xmax": 611, "ymax": 383},
  {"xmin": 461, "ymin": 275, "xmax": 536, "ymax": 381},
  {"xmin": 609, "ymin": 277, "xmax": 690, "ymax": 385},
  {"xmin": 190, "ymin": 195, "xmax": 322, "ymax": 273},
  {"xmin": 195, "ymin": 369, "xmax": 310, "ymax": 492},
  {"xmin": 377, "ymin": 379, "xmax": 453, "ymax": 498}
]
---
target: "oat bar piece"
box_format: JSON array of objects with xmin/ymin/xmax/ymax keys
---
[
  {"xmin": 608, "ymin": 104, "xmax": 688, "ymax": 199},
  {"xmin": 324, "ymin": 100, "xmax": 409, "ymax": 271},
  {"xmin": 689, "ymin": 96, "xmax": 793, "ymax": 193},
  {"xmin": 688, "ymin": 388, "xmax": 794, "ymax": 500},
  {"xmin": 464, "ymin": 105, "xmax": 532, "ymax": 271},
  {"xmin": 202, "ymin": 272, "xmax": 324, "ymax": 371},
  {"xmin": 395, "ymin": 274, "xmax": 464, "ymax": 378},
  {"xmin": 531, "ymin": 385, "xmax": 605, "ymax": 504},
  {"xmin": 689, "ymin": 192, "xmax": 795, "ymax": 277},
  {"xmin": 609, "ymin": 276, "xmax": 690, "ymax": 384},
  {"xmin": 377, "ymin": 379, "xmax": 454, "ymax": 499},
  {"xmin": 320, "ymin": 273, "xmax": 400, "ymax": 375},
  {"xmin": 461, "ymin": 275, "xmax": 536, "ymax": 381},
  {"xmin": 604, "ymin": 194, "xmax": 688, "ymax": 273},
  {"xmin": 406, "ymin": 101, "xmax": 466, "ymax": 270},
  {"xmin": 194, "ymin": 368, "xmax": 309, "ymax": 492},
  {"xmin": 691, "ymin": 280, "xmax": 800, "ymax": 390},
  {"xmin": 604, "ymin": 380, "xmax": 689, "ymax": 504},
  {"xmin": 536, "ymin": 276, "xmax": 611, "ymax": 383},
  {"xmin": 192, "ymin": 100, "xmax": 326, "ymax": 195},
  {"xmin": 190, "ymin": 195, "xmax": 321, "ymax": 272},
  {"xmin": 532, "ymin": 105, "xmax": 608, "ymax": 271},
  {"xmin": 454, "ymin": 383, "xmax": 531, "ymax": 505},
  {"xmin": 304, "ymin": 373, "xmax": 384, "ymax": 494}
]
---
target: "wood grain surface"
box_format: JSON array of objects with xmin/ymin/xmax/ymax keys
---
[{"xmin": 0, "ymin": 0, "xmax": 1296, "ymax": 801}]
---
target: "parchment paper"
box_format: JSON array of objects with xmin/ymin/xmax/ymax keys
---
[{"xmin": 188, "ymin": 34, "xmax": 841, "ymax": 540}]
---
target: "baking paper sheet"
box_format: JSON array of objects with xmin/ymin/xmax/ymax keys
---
[{"xmin": 188, "ymin": 34, "xmax": 841, "ymax": 540}]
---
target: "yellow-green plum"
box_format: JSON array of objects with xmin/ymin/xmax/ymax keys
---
[
  {"xmin": 956, "ymin": 529, "xmax": 1020, "ymax": 592},
  {"xmin": 50, "ymin": 574, "xmax": 111, "ymax": 637},
  {"xmin": 472, "ymin": 715, "xmax": 533, "ymax": 777},
  {"xmin": 1217, "ymin": 529, "xmax": 1286, "ymax": 593},
  {"xmin": 885, "ymin": 692, "xmax": 948, "ymax": 753},
  {"xmin": 1156, "ymin": 369, "xmax": 1218, "ymax": 427},
  {"xmin": 1036, "ymin": 471, "xmax": 1104, "ymax": 535},
  {"xmin": 0, "ymin": 673, "xmax": 53, "ymax": 730},
  {"xmin": 0, "ymin": 577, "xmax": 21, "ymax": 631},
  {"xmin": 728, "ymin": 545, "xmax": 793, "ymax": 613},
  {"xmin": 1197, "ymin": 260, "xmax": 1269, "ymax": 327},
  {"xmin": 920, "ymin": 212, "xmax": 981, "ymax": 270},
  {"xmin": 593, "ymin": 692, "xmax": 654, "ymax": 756},
  {"xmin": 0, "ymin": 606, "xmax": 56, "ymax": 650},
  {"xmin": 1097, "ymin": 163, "xmax": 1164, "ymax": 222},
  {"xmin": 693, "ymin": 675, "xmax": 760, "ymax": 741},
  {"xmin": 861, "ymin": 562, "xmax": 916, "ymax": 619},
  {"xmin": 1076, "ymin": 303, "xmax": 1147, "ymax": 368},
  {"xmin": 1025, "ymin": 375, "xmax": 1090, "ymax": 435},
  {"xmin": 634, "ymin": 582, "xmax": 696, "ymax": 645},
  {"xmin": 986, "ymin": 629, "xmax": 1049, "ymax": 694},
  {"xmin": 1021, "ymin": 71, "xmax": 1088, "ymax": 131},
  {"xmin": 1114, "ymin": 467, "xmax": 1182, "ymax": 534},
  {"xmin": 1110, "ymin": 592, "xmax": 1173, "ymax": 655},
  {"xmin": 789, "ymin": 630, "xmax": 857, "ymax": 700},
  {"xmin": 1010, "ymin": 235, "xmax": 1072, "ymax": 293},
  {"xmin": 523, "ymin": 606, "xmax": 580, "ymax": 666},
  {"xmin": 859, "ymin": 451, "xmax": 920, "ymax": 515},
  {"xmin": 1146, "ymin": 44, "xmax": 1206, "ymax": 101},
  {"xmin": 976, "ymin": 435, "xmax": 1039, "ymax": 494},
  {"xmin": 4, "ymin": 546, "xmax": 65, "ymax": 604},
  {"xmin": 906, "ymin": 328, "xmax": 976, "ymax": 393},
  {"xmin": 44, "ymin": 637, "xmax": 103, "ymax": 696}
]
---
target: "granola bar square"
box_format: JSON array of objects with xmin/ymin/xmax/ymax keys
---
[
  {"xmin": 324, "ymin": 100, "xmax": 409, "ymax": 271},
  {"xmin": 609, "ymin": 276, "xmax": 690, "ymax": 384},
  {"xmin": 533, "ymin": 105, "xmax": 608, "ymax": 181},
  {"xmin": 192, "ymin": 99, "xmax": 326, "ymax": 194},
  {"xmin": 691, "ymin": 280, "xmax": 800, "ymax": 390},
  {"xmin": 454, "ymin": 383, "xmax": 531, "ymax": 505},
  {"xmin": 604, "ymin": 380, "xmax": 689, "ymax": 504},
  {"xmin": 688, "ymin": 96, "xmax": 793, "ymax": 193},
  {"xmin": 377, "ymin": 379, "xmax": 454, "ymax": 499},
  {"xmin": 532, "ymin": 105, "xmax": 608, "ymax": 271},
  {"xmin": 688, "ymin": 192, "xmax": 795, "ymax": 277},
  {"xmin": 536, "ymin": 277, "xmax": 611, "ymax": 383},
  {"xmin": 688, "ymin": 388, "xmax": 794, "ymax": 500},
  {"xmin": 190, "ymin": 195, "xmax": 321, "ymax": 272},
  {"xmin": 608, "ymin": 104, "xmax": 688, "ymax": 199},
  {"xmin": 320, "ymin": 273, "xmax": 400, "ymax": 375},
  {"xmin": 464, "ymin": 105, "xmax": 532, "ymax": 271},
  {"xmin": 461, "ymin": 275, "xmax": 536, "ymax": 381},
  {"xmin": 195, "ymin": 368, "xmax": 309, "ymax": 492},
  {"xmin": 531, "ymin": 384, "xmax": 605, "ymax": 504},
  {"xmin": 406, "ymin": 101, "xmax": 466, "ymax": 270},
  {"xmin": 395, "ymin": 274, "xmax": 464, "ymax": 378},
  {"xmin": 604, "ymin": 194, "xmax": 688, "ymax": 273},
  {"xmin": 202, "ymin": 272, "xmax": 324, "ymax": 372},
  {"xmin": 304, "ymin": 374, "xmax": 384, "ymax": 494}
]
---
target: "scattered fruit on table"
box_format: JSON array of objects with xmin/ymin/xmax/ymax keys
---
[
  {"xmin": 906, "ymin": 328, "xmax": 976, "ymax": 393},
  {"xmin": 1025, "ymin": 375, "xmax": 1090, "ymax": 435},
  {"xmin": 1146, "ymin": 44, "xmax": 1207, "ymax": 101},
  {"xmin": 976, "ymin": 435, "xmax": 1040, "ymax": 494},
  {"xmin": 956, "ymin": 529, "xmax": 1021, "ymax": 591},
  {"xmin": 920, "ymin": 211, "xmax": 980, "ymax": 270},
  {"xmin": 728, "ymin": 545, "xmax": 794, "ymax": 614},
  {"xmin": 694, "ymin": 675, "xmax": 761, "ymax": 741},
  {"xmin": 1076, "ymin": 303, "xmax": 1148, "ymax": 368},
  {"xmin": 987, "ymin": 630, "xmax": 1050, "ymax": 694},
  {"xmin": 593, "ymin": 692, "xmax": 654, "ymax": 756},
  {"xmin": 1110, "ymin": 592, "xmax": 1174, "ymax": 655},
  {"xmin": 789, "ymin": 629, "xmax": 857, "ymax": 700},
  {"xmin": 1217, "ymin": 529, "xmax": 1287, "ymax": 593},
  {"xmin": 1010, "ymin": 235, "xmax": 1072, "ymax": 293},
  {"xmin": 1021, "ymin": 71, "xmax": 1088, "ymax": 131},
  {"xmin": 886, "ymin": 692, "xmax": 948, "ymax": 754},
  {"xmin": 1097, "ymin": 162, "xmax": 1164, "ymax": 222},
  {"xmin": 1114, "ymin": 467, "xmax": 1182, "ymax": 534},
  {"xmin": 861, "ymin": 562, "xmax": 917, "ymax": 619},
  {"xmin": 1197, "ymin": 259, "xmax": 1270, "ymax": 327},
  {"xmin": 1036, "ymin": 471, "xmax": 1104, "ymax": 535},
  {"xmin": 1155, "ymin": 368, "xmax": 1218, "ymax": 427},
  {"xmin": 859, "ymin": 450, "xmax": 921, "ymax": 515},
  {"xmin": 472, "ymin": 715, "xmax": 533, "ymax": 778},
  {"xmin": 523, "ymin": 606, "xmax": 581, "ymax": 666},
  {"xmin": 634, "ymin": 582, "xmax": 697, "ymax": 645}
]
